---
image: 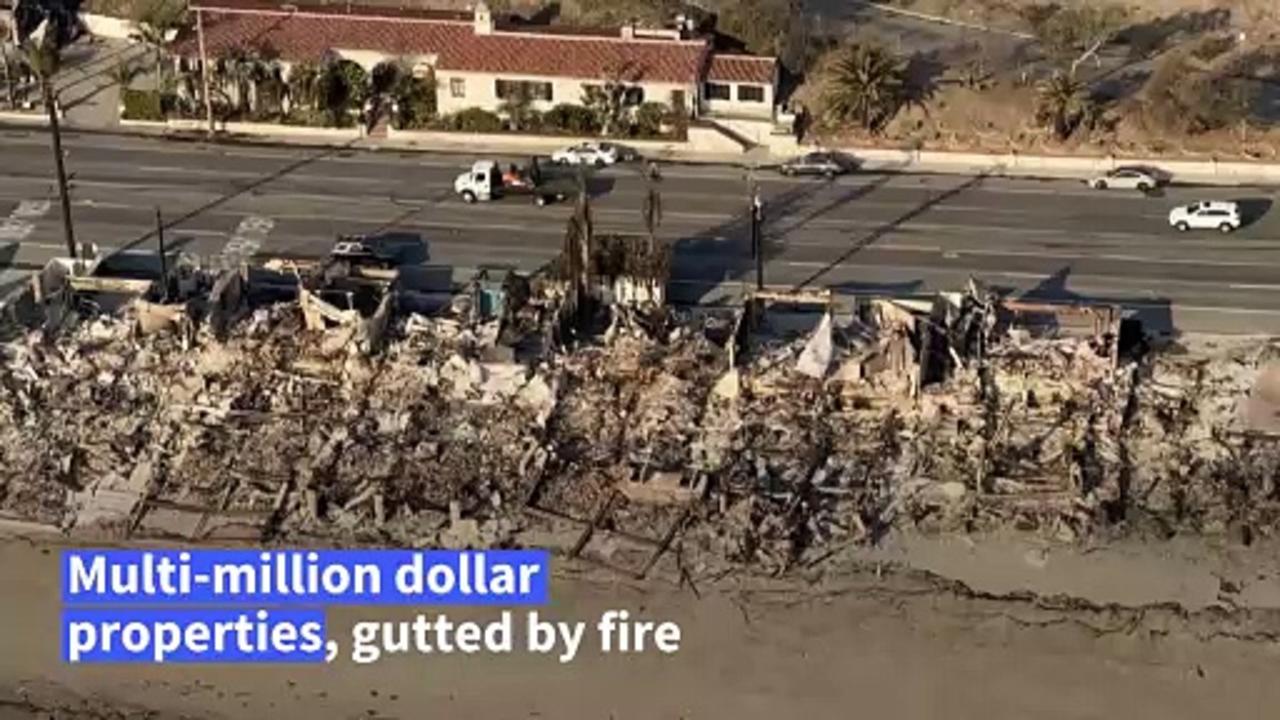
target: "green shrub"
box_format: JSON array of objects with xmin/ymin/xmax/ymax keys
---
[
  {"xmin": 445, "ymin": 107, "xmax": 504, "ymax": 132},
  {"xmin": 395, "ymin": 75, "xmax": 437, "ymax": 129},
  {"xmin": 524, "ymin": 109, "xmax": 546, "ymax": 132},
  {"xmin": 282, "ymin": 109, "xmax": 331, "ymax": 127},
  {"xmin": 542, "ymin": 103, "xmax": 599, "ymax": 134},
  {"xmin": 633, "ymin": 101, "xmax": 668, "ymax": 137},
  {"xmin": 370, "ymin": 61, "xmax": 404, "ymax": 96},
  {"xmin": 121, "ymin": 89, "xmax": 165, "ymax": 121}
]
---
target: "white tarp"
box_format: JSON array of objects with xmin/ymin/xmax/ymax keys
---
[{"xmin": 796, "ymin": 312, "xmax": 833, "ymax": 379}]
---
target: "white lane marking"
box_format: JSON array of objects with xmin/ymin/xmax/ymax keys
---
[
  {"xmin": 777, "ymin": 259, "xmax": 1280, "ymax": 292},
  {"xmin": 878, "ymin": 243, "xmax": 1280, "ymax": 270},
  {"xmin": 0, "ymin": 198, "xmax": 50, "ymax": 241},
  {"xmin": 218, "ymin": 215, "xmax": 274, "ymax": 268},
  {"xmin": 10, "ymin": 199, "xmax": 50, "ymax": 218}
]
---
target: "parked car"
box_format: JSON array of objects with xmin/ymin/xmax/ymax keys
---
[
  {"xmin": 777, "ymin": 151, "xmax": 858, "ymax": 177},
  {"xmin": 329, "ymin": 234, "xmax": 400, "ymax": 268},
  {"xmin": 1168, "ymin": 200, "xmax": 1241, "ymax": 233},
  {"xmin": 552, "ymin": 142, "xmax": 619, "ymax": 166},
  {"xmin": 595, "ymin": 141, "xmax": 641, "ymax": 162},
  {"xmin": 1088, "ymin": 166, "xmax": 1162, "ymax": 191}
]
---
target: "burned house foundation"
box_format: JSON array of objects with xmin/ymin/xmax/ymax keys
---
[{"xmin": 3, "ymin": 236, "xmax": 1280, "ymax": 575}]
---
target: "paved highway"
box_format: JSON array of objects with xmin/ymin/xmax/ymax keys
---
[{"xmin": 2, "ymin": 128, "xmax": 1280, "ymax": 333}]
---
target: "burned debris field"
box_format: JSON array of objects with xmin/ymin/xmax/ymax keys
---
[{"xmin": 2, "ymin": 216, "xmax": 1280, "ymax": 578}]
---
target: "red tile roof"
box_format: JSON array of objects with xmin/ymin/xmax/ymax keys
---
[
  {"xmin": 706, "ymin": 54, "xmax": 776, "ymax": 85},
  {"xmin": 195, "ymin": 0, "xmax": 476, "ymax": 21},
  {"xmin": 179, "ymin": 3, "xmax": 713, "ymax": 84}
]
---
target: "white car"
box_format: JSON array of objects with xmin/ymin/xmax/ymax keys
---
[
  {"xmin": 1168, "ymin": 200, "xmax": 1241, "ymax": 233},
  {"xmin": 551, "ymin": 143, "xmax": 618, "ymax": 166},
  {"xmin": 1088, "ymin": 166, "xmax": 1160, "ymax": 191}
]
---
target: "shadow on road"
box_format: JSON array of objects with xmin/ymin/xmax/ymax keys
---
[
  {"xmin": 669, "ymin": 162, "xmax": 963, "ymax": 303},
  {"xmin": 830, "ymin": 278, "xmax": 925, "ymax": 295},
  {"xmin": 1009, "ymin": 265, "xmax": 1175, "ymax": 337},
  {"xmin": 768, "ymin": 172, "xmax": 896, "ymax": 238},
  {"xmin": 111, "ymin": 138, "xmax": 361, "ymax": 257},
  {"xmin": 1237, "ymin": 197, "xmax": 1274, "ymax": 229},
  {"xmin": 792, "ymin": 170, "xmax": 990, "ymax": 290},
  {"xmin": 366, "ymin": 231, "xmax": 430, "ymax": 266},
  {"xmin": 0, "ymin": 242, "xmax": 27, "ymax": 301},
  {"xmin": 667, "ymin": 170, "xmax": 892, "ymax": 302},
  {"xmin": 668, "ymin": 175, "xmax": 803, "ymax": 292}
]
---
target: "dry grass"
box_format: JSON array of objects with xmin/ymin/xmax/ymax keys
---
[
  {"xmin": 811, "ymin": 74, "xmax": 1280, "ymax": 159},
  {"xmin": 881, "ymin": 0, "xmax": 1280, "ymax": 34}
]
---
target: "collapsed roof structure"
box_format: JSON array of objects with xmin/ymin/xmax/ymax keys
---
[{"xmin": 1, "ymin": 219, "xmax": 1278, "ymax": 576}]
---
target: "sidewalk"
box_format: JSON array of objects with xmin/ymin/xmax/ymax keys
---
[{"xmin": 1, "ymin": 111, "xmax": 768, "ymax": 165}]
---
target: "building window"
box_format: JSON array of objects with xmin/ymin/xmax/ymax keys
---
[
  {"xmin": 624, "ymin": 86, "xmax": 644, "ymax": 105},
  {"xmin": 737, "ymin": 85, "xmax": 765, "ymax": 103},
  {"xmin": 450, "ymin": 78, "xmax": 466, "ymax": 98},
  {"xmin": 496, "ymin": 79, "xmax": 553, "ymax": 101},
  {"xmin": 704, "ymin": 82, "xmax": 731, "ymax": 100}
]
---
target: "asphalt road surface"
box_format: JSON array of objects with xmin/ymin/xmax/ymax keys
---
[{"xmin": 2, "ymin": 128, "xmax": 1280, "ymax": 333}]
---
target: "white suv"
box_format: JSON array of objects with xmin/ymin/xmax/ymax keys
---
[{"xmin": 1168, "ymin": 201, "xmax": 1241, "ymax": 233}]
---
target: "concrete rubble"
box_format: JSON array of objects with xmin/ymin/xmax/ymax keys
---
[{"xmin": 3, "ymin": 229, "xmax": 1280, "ymax": 573}]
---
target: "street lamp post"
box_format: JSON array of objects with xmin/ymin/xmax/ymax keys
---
[
  {"xmin": 750, "ymin": 188, "xmax": 764, "ymax": 291},
  {"xmin": 155, "ymin": 207, "xmax": 168, "ymax": 301},
  {"xmin": 196, "ymin": 8, "xmax": 215, "ymax": 136},
  {"xmin": 44, "ymin": 85, "xmax": 75, "ymax": 260}
]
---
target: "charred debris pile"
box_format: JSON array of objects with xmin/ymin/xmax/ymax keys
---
[{"xmin": 3, "ymin": 221, "xmax": 1280, "ymax": 574}]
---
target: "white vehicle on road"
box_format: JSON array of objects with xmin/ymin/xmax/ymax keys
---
[
  {"xmin": 551, "ymin": 142, "xmax": 618, "ymax": 166},
  {"xmin": 1168, "ymin": 200, "xmax": 1241, "ymax": 233},
  {"xmin": 1087, "ymin": 166, "xmax": 1161, "ymax": 191}
]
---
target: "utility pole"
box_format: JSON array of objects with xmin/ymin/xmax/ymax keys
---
[
  {"xmin": 45, "ymin": 85, "xmax": 75, "ymax": 260},
  {"xmin": 22, "ymin": 20, "xmax": 75, "ymax": 260},
  {"xmin": 196, "ymin": 8, "xmax": 215, "ymax": 136},
  {"xmin": 749, "ymin": 185, "xmax": 764, "ymax": 291},
  {"xmin": 155, "ymin": 207, "xmax": 168, "ymax": 301}
]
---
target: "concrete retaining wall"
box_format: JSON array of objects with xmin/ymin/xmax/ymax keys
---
[
  {"xmin": 121, "ymin": 117, "xmax": 362, "ymax": 141},
  {"xmin": 843, "ymin": 146, "xmax": 1280, "ymax": 185},
  {"xmin": 81, "ymin": 13, "xmax": 177, "ymax": 41},
  {"xmin": 0, "ymin": 110, "xmax": 46, "ymax": 126},
  {"xmin": 81, "ymin": 13, "xmax": 135, "ymax": 40},
  {"xmin": 684, "ymin": 126, "xmax": 745, "ymax": 155},
  {"xmin": 222, "ymin": 121, "xmax": 362, "ymax": 141},
  {"xmin": 385, "ymin": 125, "xmax": 739, "ymax": 157}
]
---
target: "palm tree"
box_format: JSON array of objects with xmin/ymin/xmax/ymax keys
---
[
  {"xmin": 369, "ymin": 60, "xmax": 404, "ymax": 97},
  {"xmin": 108, "ymin": 59, "xmax": 142, "ymax": 91},
  {"xmin": 223, "ymin": 48, "xmax": 261, "ymax": 115},
  {"xmin": 316, "ymin": 60, "xmax": 365, "ymax": 126},
  {"xmin": 254, "ymin": 60, "xmax": 286, "ymax": 116},
  {"xmin": 130, "ymin": 0, "xmax": 187, "ymax": 92},
  {"xmin": 1036, "ymin": 71, "xmax": 1088, "ymax": 140},
  {"xmin": 498, "ymin": 82, "xmax": 535, "ymax": 131},
  {"xmin": 287, "ymin": 61, "xmax": 322, "ymax": 113},
  {"xmin": 821, "ymin": 43, "xmax": 907, "ymax": 131},
  {"xmin": 20, "ymin": 22, "xmax": 76, "ymax": 258},
  {"xmin": 20, "ymin": 29, "xmax": 60, "ymax": 111},
  {"xmin": 391, "ymin": 70, "xmax": 435, "ymax": 129},
  {"xmin": 1, "ymin": 23, "xmax": 16, "ymax": 109}
]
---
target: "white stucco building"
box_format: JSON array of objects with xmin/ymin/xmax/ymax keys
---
[{"xmin": 178, "ymin": 0, "xmax": 781, "ymax": 123}]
